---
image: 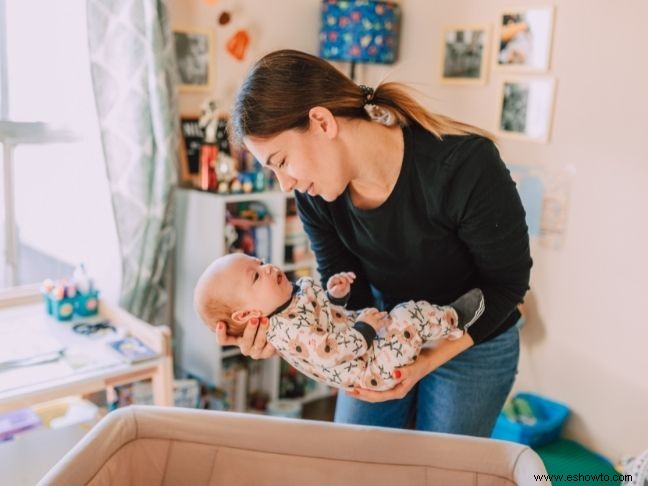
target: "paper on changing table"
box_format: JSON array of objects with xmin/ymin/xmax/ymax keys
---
[
  {"xmin": 0, "ymin": 304, "xmax": 124, "ymax": 394},
  {"xmin": 0, "ymin": 333, "xmax": 64, "ymax": 366}
]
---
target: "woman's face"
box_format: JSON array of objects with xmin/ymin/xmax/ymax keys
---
[{"xmin": 244, "ymin": 117, "xmax": 350, "ymax": 202}]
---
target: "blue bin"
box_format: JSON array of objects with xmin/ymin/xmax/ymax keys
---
[
  {"xmin": 51, "ymin": 296, "xmax": 76, "ymax": 321},
  {"xmin": 491, "ymin": 392, "xmax": 570, "ymax": 447},
  {"xmin": 75, "ymin": 290, "xmax": 100, "ymax": 317}
]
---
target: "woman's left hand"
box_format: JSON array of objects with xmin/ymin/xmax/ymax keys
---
[
  {"xmin": 346, "ymin": 333, "xmax": 475, "ymax": 402},
  {"xmin": 346, "ymin": 349, "xmax": 436, "ymax": 402}
]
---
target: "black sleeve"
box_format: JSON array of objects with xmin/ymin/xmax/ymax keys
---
[
  {"xmin": 295, "ymin": 193, "xmax": 375, "ymax": 310},
  {"xmin": 352, "ymin": 321, "xmax": 378, "ymax": 347},
  {"xmin": 326, "ymin": 290, "xmax": 350, "ymax": 307},
  {"xmin": 445, "ymin": 138, "xmax": 532, "ymax": 343}
]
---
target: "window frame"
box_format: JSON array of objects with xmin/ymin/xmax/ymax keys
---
[{"xmin": 0, "ymin": 0, "xmax": 78, "ymax": 291}]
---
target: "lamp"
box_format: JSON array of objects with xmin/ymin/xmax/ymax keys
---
[{"xmin": 319, "ymin": 0, "xmax": 401, "ymax": 81}]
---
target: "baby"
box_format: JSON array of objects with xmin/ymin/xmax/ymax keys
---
[{"xmin": 194, "ymin": 253, "xmax": 485, "ymax": 391}]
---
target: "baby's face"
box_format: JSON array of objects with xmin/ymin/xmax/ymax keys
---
[{"xmin": 219, "ymin": 253, "xmax": 293, "ymax": 316}]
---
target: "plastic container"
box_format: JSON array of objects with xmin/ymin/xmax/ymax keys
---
[
  {"xmin": 75, "ymin": 290, "xmax": 100, "ymax": 317},
  {"xmin": 50, "ymin": 296, "xmax": 76, "ymax": 321},
  {"xmin": 491, "ymin": 392, "xmax": 570, "ymax": 447}
]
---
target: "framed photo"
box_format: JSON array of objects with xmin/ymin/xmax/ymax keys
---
[
  {"xmin": 496, "ymin": 77, "xmax": 556, "ymax": 143},
  {"xmin": 173, "ymin": 28, "xmax": 213, "ymax": 92},
  {"xmin": 495, "ymin": 6, "xmax": 555, "ymax": 72},
  {"xmin": 440, "ymin": 25, "xmax": 490, "ymax": 85},
  {"xmin": 178, "ymin": 114, "xmax": 203, "ymax": 186}
]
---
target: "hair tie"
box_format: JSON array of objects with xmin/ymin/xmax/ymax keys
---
[{"xmin": 359, "ymin": 85, "xmax": 374, "ymax": 105}]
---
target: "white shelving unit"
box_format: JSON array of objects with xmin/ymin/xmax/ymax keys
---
[{"xmin": 173, "ymin": 187, "xmax": 331, "ymax": 409}]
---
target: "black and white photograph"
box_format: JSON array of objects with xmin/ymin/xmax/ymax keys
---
[
  {"xmin": 496, "ymin": 6, "xmax": 554, "ymax": 71},
  {"xmin": 440, "ymin": 25, "xmax": 489, "ymax": 85},
  {"xmin": 497, "ymin": 77, "xmax": 556, "ymax": 142},
  {"xmin": 173, "ymin": 28, "xmax": 213, "ymax": 91}
]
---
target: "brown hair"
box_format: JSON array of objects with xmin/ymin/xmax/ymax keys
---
[
  {"xmin": 230, "ymin": 49, "xmax": 493, "ymax": 143},
  {"xmin": 194, "ymin": 283, "xmax": 247, "ymax": 337}
]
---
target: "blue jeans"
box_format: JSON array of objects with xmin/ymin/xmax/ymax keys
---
[{"xmin": 334, "ymin": 326, "xmax": 519, "ymax": 437}]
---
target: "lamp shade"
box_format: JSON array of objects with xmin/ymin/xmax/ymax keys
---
[{"xmin": 319, "ymin": 0, "xmax": 401, "ymax": 65}]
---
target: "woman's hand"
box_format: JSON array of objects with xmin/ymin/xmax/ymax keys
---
[
  {"xmin": 346, "ymin": 333, "xmax": 475, "ymax": 402},
  {"xmin": 213, "ymin": 318, "xmax": 276, "ymax": 359},
  {"xmin": 346, "ymin": 348, "xmax": 436, "ymax": 402}
]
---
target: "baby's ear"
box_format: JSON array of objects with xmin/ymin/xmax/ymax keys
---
[{"xmin": 231, "ymin": 309, "xmax": 262, "ymax": 324}]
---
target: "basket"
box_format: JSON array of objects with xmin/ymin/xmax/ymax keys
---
[{"xmin": 491, "ymin": 392, "xmax": 570, "ymax": 447}]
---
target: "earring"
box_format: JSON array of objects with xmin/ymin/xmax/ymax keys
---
[{"xmin": 364, "ymin": 104, "xmax": 395, "ymax": 126}]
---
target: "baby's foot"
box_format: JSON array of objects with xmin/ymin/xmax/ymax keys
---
[{"xmin": 449, "ymin": 289, "xmax": 485, "ymax": 330}]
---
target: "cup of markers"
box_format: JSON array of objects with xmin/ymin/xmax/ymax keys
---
[
  {"xmin": 41, "ymin": 265, "xmax": 99, "ymax": 321},
  {"xmin": 41, "ymin": 279, "xmax": 76, "ymax": 321}
]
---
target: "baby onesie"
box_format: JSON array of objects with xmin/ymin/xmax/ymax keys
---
[{"xmin": 266, "ymin": 277, "xmax": 468, "ymax": 391}]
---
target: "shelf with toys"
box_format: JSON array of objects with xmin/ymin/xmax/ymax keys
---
[{"xmin": 173, "ymin": 186, "xmax": 334, "ymax": 417}]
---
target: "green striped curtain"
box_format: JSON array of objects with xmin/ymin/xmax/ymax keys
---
[{"xmin": 86, "ymin": 0, "xmax": 178, "ymax": 322}]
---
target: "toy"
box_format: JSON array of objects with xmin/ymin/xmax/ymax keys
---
[
  {"xmin": 217, "ymin": 180, "xmax": 230, "ymax": 194},
  {"xmin": 241, "ymin": 174, "xmax": 254, "ymax": 193},
  {"xmin": 216, "ymin": 153, "xmax": 237, "ymax": 186},
  {"xmin": 199, "ymin": 99, "xmax": 225, "ymax": 145},
  {"xmin": 230, "ymin": 178, "xmax": 242, "ymax": 193}
]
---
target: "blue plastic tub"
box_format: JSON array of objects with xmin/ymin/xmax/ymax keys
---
[
  {"xmin": 491, "ymin": 392, "xmax": 570, "ymax": 447},
  {"xmin": 75, "ymin": 290, "xmax": 100, "ymax": 317}
]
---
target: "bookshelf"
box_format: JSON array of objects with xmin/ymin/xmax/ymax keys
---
[{"xmin": 173, "ymin": 187, "xmax": 333, "ymax": 414}]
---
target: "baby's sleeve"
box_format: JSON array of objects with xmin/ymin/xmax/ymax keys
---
[{"xmin": 325, "ymin": 290, "xmax": 350, "ymax": 308}]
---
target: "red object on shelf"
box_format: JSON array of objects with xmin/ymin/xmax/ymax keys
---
[{"xmin": 200, "ymin": 145, "xmax": 218, "ymax": 191}]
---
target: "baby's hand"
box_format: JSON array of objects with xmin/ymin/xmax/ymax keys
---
[
  {"xmin": 327, "ymin": 272, "xmax": 356, "ymax": 299},
  {"xmin": 358, "ymin": 308, "xmax": 391, "ymax": 331}
]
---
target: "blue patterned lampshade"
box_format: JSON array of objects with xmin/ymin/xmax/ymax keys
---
[{"xmin": 319, "ymin": 0, "xmax": 401, "ymax": 77}]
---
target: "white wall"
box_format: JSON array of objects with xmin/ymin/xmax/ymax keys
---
[
  {"xmin": 169, "ymin": 0, "xmax": 321, "ymax": 114},
  {"xmin": 169, "ymin": 0, "xmax": 648, "ymax": 459}
]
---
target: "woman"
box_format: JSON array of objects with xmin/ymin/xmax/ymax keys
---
[{"xmin": 214, "ymin": 49, "xmax": 531, "ymax": 436}]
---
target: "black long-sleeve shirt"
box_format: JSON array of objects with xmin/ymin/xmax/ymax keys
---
[{"xmin": 295, "ymin": 123, "xmax": 532, "ymax": 344}]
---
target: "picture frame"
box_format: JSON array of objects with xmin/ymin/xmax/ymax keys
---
[
  {"xmin": 496, "ymin": 77, "xmax": 556, "ymax": 143},
  {"xmin": 440, "ymin": 24, "xmax": 490, "ymax": 85},
  {"xmin": 495, "ymin": 6, "xmax": 555, "ymax": 72},
  {"xmin": 178, "ymin": 114, "xmax": 203, "ymax": 187},
  {"xmin": 173, "ymin": 28, "xmax": 214, "ymax": 92}
]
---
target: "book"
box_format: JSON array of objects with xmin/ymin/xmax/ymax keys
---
[
  {"xmin": 108, "ymin": 337, "xmax": 157, "ymax": 363},
  {"xmin": 0, "ymin": 409, "xmax": 41, "ymax": 440}
]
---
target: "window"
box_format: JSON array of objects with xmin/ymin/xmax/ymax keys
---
[{"xmin": 1, "ymin": 0, "xmax": 120, "ymax": 301}]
